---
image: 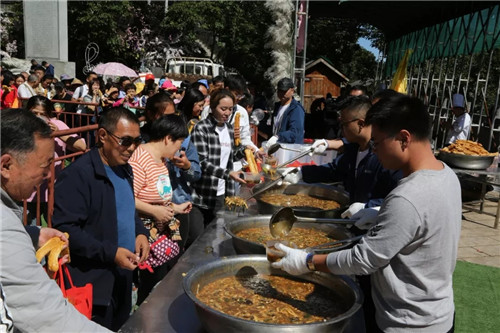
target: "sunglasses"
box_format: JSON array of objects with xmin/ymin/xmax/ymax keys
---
[{"xmin": 105, "ymin": 129, "xmax": 142, "ymax": 147}]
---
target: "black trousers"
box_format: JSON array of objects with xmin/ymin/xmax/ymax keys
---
[
  {"xmin": 358, "ymin": 274, "xmax": 377, "ymax": 333},
  {"xmin": 177, "ymin": 207, "xmax": 205, "ymax": 250},
  {"xmin": 196, "ymin": 195, "xmax": 225, "ymax": 227},
  {"xmin": 136, "ymin": 255, "xmax": 179, "ymax": 306},
  {"xmin": 92, "ymin": 268, "xmax": 133, "ymax": 331}
]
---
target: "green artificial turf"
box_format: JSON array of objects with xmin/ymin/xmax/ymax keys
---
[{"xmin": 453, "ymin": 260, "xmax": 500, "ymax": 333}]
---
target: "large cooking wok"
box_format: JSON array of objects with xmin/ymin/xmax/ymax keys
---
[
  {"xmin": 183, "ymin": 255, "xmax": 363, "ymax": 333},
  {"xmin": 252, "ymin": 183, "xmax": 350, "ymax": 218},
  {"xmin": 224, "ymin": 215, "xmax": 355, "ymax": 254}
]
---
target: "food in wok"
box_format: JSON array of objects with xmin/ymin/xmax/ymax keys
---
[
  {"xmin": 196, "ymin": 274, "xmax": 345, "ymax": 324},
  {"xmin": 236, "ymin": 226, "xmax": 335, "ymax": 249},
  {"xmin": 260, "ymin": 193, "xmax": 341, "ymax": 210},
  {"xmin": 440, "ymin": 140, "xmax": 497, "ymax": 156},
  {"xmin": 225, "ymin": 196, "xmax": 248, "ymax": 211}
]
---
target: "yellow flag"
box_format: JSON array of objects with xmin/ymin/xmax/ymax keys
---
[{"xmin": 390, "ymin": 49, "xmax": 413, "ymax": 94}]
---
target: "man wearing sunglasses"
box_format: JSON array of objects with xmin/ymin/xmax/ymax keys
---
[
  {"xmin": 289, "ymin": 96, "xmax": 401, "ymax": 227},
  {"xmin": 52, "ymin": 107, "xmax": 149, "ymax": 330},
  {"xmin": 282, "ymin": 96, "xmax": 402, "ymax": 332},
  {"xmin": 273, "ymin": 95, "xmax": 461, "ymax": 333}
]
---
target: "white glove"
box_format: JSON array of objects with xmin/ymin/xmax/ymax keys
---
[
  {"xmin": 311, "ymin": 139, "xmax": 328, "ymax": 155},
  {"xmin": 351, "ymin": 206, "xmax": 381, "ymax": 230},
  {"xmin": 283, "ymin": 167, "xmax": 301, "ymax": 184},
  {"xmin": 265, "ymin": 135, "xmax": 279, "ymax": 151},
  {"xmin": 341, "ymin": 202, "xmax": 366, "ymax": 219},
  {"xmin": 271, "ymin": 243, "xmax": 310, "ymax": 275}
]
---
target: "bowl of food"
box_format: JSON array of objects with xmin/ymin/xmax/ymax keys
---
[
  {"xmin": 183, "ymin": 255, "xmax": 363, "ymax": 333},
  {"xmin": 438, "ymin": 140, "xmax": 497, "ymax": 170},
  {"xmin": 240, "ymin": 172, "xmax": 263, "ymax": 185}
]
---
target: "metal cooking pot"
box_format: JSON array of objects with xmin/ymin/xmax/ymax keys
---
[
  {"xmin": 224, "ymin": 215, "xmax": 355, "ymax": 254},
  {"xmin": 438, "ymin": 151, "xmax": 495, "ymax": 170},
  {"xmin": 183, "ymin": 255, "xmax": 363, "ymax": 333},
  {"xmin": 252, "ymin": 183, "xmax": 350, "ymax": 218}
]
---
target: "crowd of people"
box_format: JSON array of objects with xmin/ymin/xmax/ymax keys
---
[{"xmin": 1, "ymin": 59, "xmax": 464, "ymax": 333}]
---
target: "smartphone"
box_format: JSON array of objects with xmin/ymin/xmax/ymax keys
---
[{"xmin": 175, "ymin": 148, "xmax": 185, "ymax": 158}]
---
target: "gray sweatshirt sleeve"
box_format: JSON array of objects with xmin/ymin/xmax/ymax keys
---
[
  {"xmin": 327, "ymin": 195, "xmax": 420, "ymax": 275},
  {"xmin": 0, "ymin": 207, "xmax": 111, "ymax": 332}
]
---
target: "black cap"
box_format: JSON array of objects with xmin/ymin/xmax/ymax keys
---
[{"xmin": 277, "ymin": 77, "xmax": 295, "ymax": 91}]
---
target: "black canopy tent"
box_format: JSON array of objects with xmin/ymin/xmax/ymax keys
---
[
  {"xmin": 308, "ymin": 1, "xmax": 500, "ymax": 150},
  {"xmin": 308, "ymin": 1, "xmax": 494, "ymax": 41}
]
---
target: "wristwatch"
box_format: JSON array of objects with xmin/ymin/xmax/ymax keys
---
[{"xmin": 306, "ymin": 253, "xmax": 315, "ymax": 271}]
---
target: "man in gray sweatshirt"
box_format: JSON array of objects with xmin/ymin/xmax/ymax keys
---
[
  {"xmin": 1, "ymin": 109, "xmax": 110, "ymax": 332},
  {"xmin": 273, "ymin": 95, "xmax": 461, "ymax": 332}
]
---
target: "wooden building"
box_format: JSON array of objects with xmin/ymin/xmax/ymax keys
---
[{"xmin": 303, "ymin": 57, "xmax": 349, "ymax": 113}]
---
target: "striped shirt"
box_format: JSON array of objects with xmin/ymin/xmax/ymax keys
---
[{"xmin": 129, "ymin": 145, "xmax": 172, "ymax": 204}]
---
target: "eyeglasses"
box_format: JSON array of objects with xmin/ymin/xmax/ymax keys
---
[
  {"xmin": 105, "ymin": 129, "xmax": 142, "ymax": 147},
  {"xmin": 371, "ymin": 135, "xmax": 394, "ymax": 149},
  {"xmin": 340, "ymin": 118, "xmax": 360, "ymax": 127}
]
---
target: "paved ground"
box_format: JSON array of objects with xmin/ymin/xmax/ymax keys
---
[{"xmin": 458, "ymin": 191, "xmax": 500, "ymax": 268}]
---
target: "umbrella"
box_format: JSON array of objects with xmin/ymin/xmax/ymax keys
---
[{"xmin": 93, "ymin": 62, "xmax": 138, "ymax": 78}]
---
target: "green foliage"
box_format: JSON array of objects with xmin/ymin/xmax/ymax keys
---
[
  {"xmin": 1, "ymin": 0, "xmax": 24, "ymax": 58},
  {"xmin": 68, "ymin": 1, "xmax": 134, "ymax": 78},
  {"xmin": 307, "ymin": 17, "xmax": 379, "ymax": 82},
  {"xmin": 62, "ymin": 1, "xmax": 380, "ymax": 85},
  {"xmin": 345, "ymin": 47, "xmax": 377, "ymax": 81},
  {"xmin": 160, "ymin": 1, "xmax": 273, "ymax": 86}
]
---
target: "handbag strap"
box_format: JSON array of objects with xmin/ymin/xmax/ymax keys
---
[
  {"xmin": 63, "ymin": 265, "xmax": 75, "ymax": 288},
  {"xmin": 56, "ymin": 258, "xmax": 75, "ymax": 296}
]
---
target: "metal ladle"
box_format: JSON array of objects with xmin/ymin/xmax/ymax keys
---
[
  {"xmin": 267, "ymin": 143, "xmax": 303, "ymax": 155},
  {"xmin": 269, "ymin": 207, "xmax": 356, "ymax": 238},
  {"xmin": 263, "ymin": 144, "xmax": 327, "ymax": 174}
]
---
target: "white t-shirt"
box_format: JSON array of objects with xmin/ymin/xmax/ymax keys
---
[
  {"xmin": 273, "ymin": 103, "xmax": 291, "ymax": 135},
  {"xmin": 17, "ymin": 82, "xmax": 36, "ymax": 99},
  {"xmin": 446, "ymin": 112, "xmax": 471, "ymax": 144},
  {"xmin": 216, "ymin": 124, "xmax": 231, "ymax": 195},
  {"xmin": 72, "ymin": 85, "xmax": 89, "ymax": 100}
]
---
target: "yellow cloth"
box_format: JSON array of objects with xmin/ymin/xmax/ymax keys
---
[{"xmin": 390, "ymin": 49, "xmax": 413, "ymax": 94}]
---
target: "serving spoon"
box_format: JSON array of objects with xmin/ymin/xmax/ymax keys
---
[
  {"xmin": 267, "ymin": 143, "xmax": 304, "ymax": 155},
  {"xmin": 269, "ymin": 207, "xmax": 356, "ymax": 238}
]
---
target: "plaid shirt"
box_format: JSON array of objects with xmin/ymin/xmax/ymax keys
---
[{"xmin": 191, "ymin": 115, "xmax": 245, "ymax": 209}]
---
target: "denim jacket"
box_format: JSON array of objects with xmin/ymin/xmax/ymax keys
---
[{"xmin": 166, "ymin": 136, "xmax": 202, "ymax": 204}]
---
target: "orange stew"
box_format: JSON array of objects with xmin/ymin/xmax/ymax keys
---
[
  {"xmin": 260, "ymin": 193, "xmax": 340, "ymax": 210},
  {"xmin": 236, "ymin": 226, "xmax": 335, "ymax": 249},
  {"xmin": 196, "ymin": 274, "xmax": 345, "ymax": 324}
]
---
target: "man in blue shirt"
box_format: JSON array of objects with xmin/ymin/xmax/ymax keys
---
[
  {"xmin": 53, "ymin": 107, "xmax": 149, "ymax": 330},
  {"xmin": 294, "ymin": 96, "xmax": 401, "ymax": 214},
  {"xmin": 266, "ymin": 77, "xmax": 305, "ymax": 147}
]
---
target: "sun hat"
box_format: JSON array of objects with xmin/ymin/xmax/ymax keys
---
[
  {"xmin": 60, "ymin": 73, "xmax": 73, "ymax": 81},
  {"xmin": 71, "ymin": 78, "xmax": 83, "ymax": 86},
  {"xmin": 161, "ymin": 79, "xmax": 178, "ymax": 92},
  {"xmin": 197, "ymin": 79, "xmax": 209, "ymax": 89}
]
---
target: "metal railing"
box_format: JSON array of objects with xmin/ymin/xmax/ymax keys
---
[{"xmin": 22, "ymin": 124, "xmax": 98, "ymax": 227}]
